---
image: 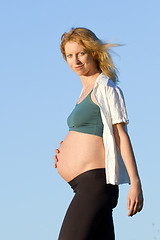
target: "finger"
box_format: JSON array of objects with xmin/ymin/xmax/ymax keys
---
[
  {"xmin": 54, "ymin": 162, "xmax": 57, "ymax": 168},
  {"xmin": 137, "ymin": 205, "xmax": 142, "ymax": 212},
  {"xmin": 128, "ymin": 201, "xmax": 135, "ymax": 217},
  {"xmin": 137, "ymin": 200, "xmax": 143, "ymax": 212},
  {"xmin": 54, "ymin": 155, "xmax": 58, "ymax": 162},
  {"xmin": 55, "ymin": 149, "xmax": 60, "ymax": 154},
  {"xmin": 132, "ymin": 202, "xmax": 138, "ymax": 215},
  {"xmin": 127, "ymin": 197, "xmax": 131, "ymax": 210}
]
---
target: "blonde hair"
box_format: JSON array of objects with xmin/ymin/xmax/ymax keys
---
[{"xmin": 60, "ymin": 27, "xmax": 119, "ymax": 83}]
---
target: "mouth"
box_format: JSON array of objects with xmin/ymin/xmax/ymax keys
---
[{"xmin": 74, "ymin": 64, "xmax": 84, "ymax": 70}]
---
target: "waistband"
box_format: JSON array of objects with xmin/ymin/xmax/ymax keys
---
[{"xmin": 68, "ymin": 168, "xmax": 106, "ymax": 191}]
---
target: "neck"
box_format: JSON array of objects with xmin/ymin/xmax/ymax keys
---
[{"xmin": 80, "ymin": 71, "xmax": 101, "ymax": 90}]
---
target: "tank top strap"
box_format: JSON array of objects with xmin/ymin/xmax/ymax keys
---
[{"xmin": 76, "ymin": 88, "xmax": 93, "ymax": 105}]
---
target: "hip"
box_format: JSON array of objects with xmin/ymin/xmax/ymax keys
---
[{"xmin": 68, "ymin": 168, "xmax": 119, "ymax": 209}]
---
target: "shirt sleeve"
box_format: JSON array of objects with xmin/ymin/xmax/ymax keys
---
[{"xmin": 107, "ymin": 85, "xmax": 129, "ymax": 125}]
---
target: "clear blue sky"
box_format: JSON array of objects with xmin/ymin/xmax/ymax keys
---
[{"xmin": 0, "ymin": 0, "xmax": 160, "ymax": 239}]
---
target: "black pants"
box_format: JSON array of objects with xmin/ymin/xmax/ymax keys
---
[{"xmin": 58, "ymin": 168, "xmax": 119, "ymax": 240}]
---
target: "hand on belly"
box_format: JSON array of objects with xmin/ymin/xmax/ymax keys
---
[
  {"xmin": 54, "ymin": 131, "xmax": 105, "ymax": 182},
  {"xmin": 54, "ymin": 141, "xmax": 63, "ymax": 168}
]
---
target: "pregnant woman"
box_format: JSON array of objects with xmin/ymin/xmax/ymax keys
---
[{"xmin": 54, "ymin": 27, "xmax": 143, "ymax": 240}]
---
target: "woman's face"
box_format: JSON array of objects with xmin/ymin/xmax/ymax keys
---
[{"xmin": 64, "ymin": 41, "xmax": 99, "ymax": 76}]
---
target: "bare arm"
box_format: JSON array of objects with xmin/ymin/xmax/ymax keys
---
[{"xmin": 113, "ymin": 123, "xmax": 144, "ymax": 217}]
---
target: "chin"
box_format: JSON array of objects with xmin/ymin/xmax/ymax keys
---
[
  {"xmin": 77, "ymin": 69, "xmax": 90, "ymax": 76},
  {"xmin": 73, "ymin": 70, "xmax": 86, "ymax": 76}
]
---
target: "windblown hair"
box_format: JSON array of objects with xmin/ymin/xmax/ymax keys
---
[{"xmin": 60, "ymin": 27, "xmax": 119, "ymax": 83}]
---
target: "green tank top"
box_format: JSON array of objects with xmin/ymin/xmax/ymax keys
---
[{"xmin": 67, "ymin": 89, "xmax": 104, "ymax": 137}]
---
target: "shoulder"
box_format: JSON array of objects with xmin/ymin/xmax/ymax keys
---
[{"xmin": 96, "ymin": 73, "xmax": 122, "ymax": 96}]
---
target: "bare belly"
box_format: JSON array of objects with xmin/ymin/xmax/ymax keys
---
[{"xmin": 56, "ymin": 131, "xmax": 105, "ymax": 182}]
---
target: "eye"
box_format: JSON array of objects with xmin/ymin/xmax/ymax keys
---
[
  {"xmin": 79, "ymin": 51, "xmax": 85, "ymax": 56},
  {"xmin": 66, "ymin": 54, "xmax": 72, "ymax": 58}
]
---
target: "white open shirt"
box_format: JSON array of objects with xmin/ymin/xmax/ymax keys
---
[{"xmin": 79, "ymin": 73, "xmax": 130, "ymax": 185}]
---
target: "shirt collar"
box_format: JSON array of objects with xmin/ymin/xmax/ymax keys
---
[{"xmin": 95, "ymin": 72, "xmax": 110, "ymax": 86}]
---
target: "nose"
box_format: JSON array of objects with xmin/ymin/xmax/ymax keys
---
[{"xmin": 74, "ymin": 54, "xmax": 81, "ymax": 65}]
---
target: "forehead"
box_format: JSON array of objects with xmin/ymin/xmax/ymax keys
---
[{"xmin": 65, "ymin": 41, "xmax": 84, "ymax": 53}]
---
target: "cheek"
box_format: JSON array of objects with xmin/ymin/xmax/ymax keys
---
[
  {"xmin": 86, "ymin": 56, "xmax": 95, "ymax": 66},
  {"xmin": 81, "ymin": 55, "xmax": 90, "ymax": 64},
  {"xmin": 66, "ymin": 60, "xmax": 73, "ymax": 68}
]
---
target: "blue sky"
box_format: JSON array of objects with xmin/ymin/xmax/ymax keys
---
[{"xmin": 0, "ymin": 0, "xmax": 160, "ymax": 239}]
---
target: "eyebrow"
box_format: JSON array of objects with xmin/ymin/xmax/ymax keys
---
[{"xmin": 66, "ymin": 50, "xmax": 86, "ymax": 55}]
